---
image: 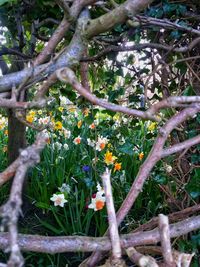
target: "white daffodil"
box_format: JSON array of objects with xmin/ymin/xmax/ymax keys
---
[
  {"xmin": 63, "ymin": 144, "xmax": 69, "ymax": 150},
  {"xmin": 50, "ymin": 194, "xmax": 68, "ymax": 207},
  {"xmin": 88, "ymin": 194, "xmax": 106, "ymax": 211},
  {"xmin": 53, "ymin": 142, "xmax": 62, "ymax": 150},
  {"xmin": 87, "ymin": 138, "xmax": 95, "ymax": 147},
  {"xmin": 95, "ymin": 136, "xmax": 109, "ymax": 151},
  {"xmin": 165, "ymin": 164, "xmax": 173, "ymax": 173},
  {"xmin": 62, "ymin": 129, "xmax": 71, "ymax": 139}
]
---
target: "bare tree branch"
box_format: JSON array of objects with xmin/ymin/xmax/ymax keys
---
[
  {"xmin": 162, "ymin": 134, "xmax": 200, "ymax": 157},
  {"xmin": 136, "ymin": 15, "xmax": 200, "ymax": 36},
  {"xmin": 133, "ymin": 204, "xmax": 200, "ymax": 233},
  {"xmin": 85, "ymin": 0, "xmax": 153, "ymax": 38},
  {"xmin": 82, "ymin": 37, "xmax": 200, "ymax": 62},
  {"xmin": 0, "ymin": 215, "xmax": 199, "ymax": 254}
]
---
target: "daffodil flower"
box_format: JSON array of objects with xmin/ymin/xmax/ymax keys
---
[
  {"xmin": 88, "ymin": 193, "xmax": 105, "ymax": 211},
  {"xmin": 104, "ymin": 151, "xmax": 117, "ymax": 165},
  {"xmin": 50, "ymin": 194, "xmax": 68, "ymax": 207},
  {"xmin": 73, "ymin": 136, "xmax": 81, "ymax": 145}
]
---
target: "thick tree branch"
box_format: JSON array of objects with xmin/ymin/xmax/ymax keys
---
[
  {"xmin": 84, "ymin": 0, "xmax": 153, "ymax": 38},
  {"xmin": 0, "ymin": 215, "xmax": 199, "ymax": 254},
  {"xmin": 33, "ymin": 17, "xmax": 70, "ymax": 66}
]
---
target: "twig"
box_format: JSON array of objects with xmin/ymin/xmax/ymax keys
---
[
  {"xmin": 158, "ymin": 214, "xmax": 175, "ymax": 267},
  {"xmin": 162, "ymin": 134, "xmax": 200, "ymax": 157},
  {"xmin": 136, "ymin": 15, "xmax": 200, "ymax": 36},
  {"xmin": 81, "ymin": 37, "xmax": 200, "ymax": 62},
  {"xmin": 132, "ymin": 203, "xmax": 200, "ymax": 233}
]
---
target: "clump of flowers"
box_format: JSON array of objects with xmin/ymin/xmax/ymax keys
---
[
  {"xmin": 38, "ymin": 116, "xmax": 50, "ymax": 125},
  {"xmin": 50, "ymin": 193, "xmax": 68, "ymax": 207},
  {"xmin": 52, "ymin": 142, "xmax": 62, "ymax": 150},
  {"xmin": 73, "ymin": 136, "xmax": 81, "ymax": 145},
  {"xmin": 88, "ymin": 183, "xmax": 105, "ymax": 211}
]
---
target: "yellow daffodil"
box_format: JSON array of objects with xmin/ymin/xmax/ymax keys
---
[
  {"xmin": 26, "ymin": 115, "xmax": 34, "ymax": 123},
  {"xmin": 104, "ymin": 151, "xmax": 117, "ymax": 165},
  {"xmin": 77, "ymin": 120, "xmax": 82, "ymax": 129},
  {"xmin": 148, "ymin": 122, "xmax": 157, "ymax": 131},
  {"xmin": 29, "ymin": 110, "xmax": 36, "ymax": 117},
  {"xmin": 83, "ymin": 108, "xmax": 90, "ymax": 117},
  {"xmin": 58, "ymin": 106, "xmax": 64, "ymax": 112},
  {"xmin": 139, "ymin": 152, "xmax": 144, "ymax": 161},
  {"xmin": 114, "ymin": 162, "xmax": 122, "ymax": 172},
  {"xmin": 54, "ymin": 121, "xmax": 62, "ymax": 130}
]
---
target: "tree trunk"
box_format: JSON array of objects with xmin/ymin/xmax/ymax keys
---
[{"xmin": 8, "ymin": 109, "xmax": 26, "ymax": 164}]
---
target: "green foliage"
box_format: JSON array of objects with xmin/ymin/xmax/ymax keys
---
[{"xmin": 0, "ymin": 0, "xmax": 15, "ymax": 6}]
